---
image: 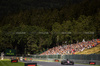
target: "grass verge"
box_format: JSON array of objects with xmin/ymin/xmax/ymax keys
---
[
  {"xmin": 0, "ymin": 59, "xmax": 24, "ymax": 66},
  {"xmin": 0, "ymin": 59, "xmax": 40, "ymax": 66}
]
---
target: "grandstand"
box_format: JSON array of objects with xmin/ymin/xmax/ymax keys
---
[{"xmin": 40, "ymin": 39, "xmax": 100, "ymax": 55}]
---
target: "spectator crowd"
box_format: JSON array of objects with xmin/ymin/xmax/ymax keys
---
[{"xmin": 40, "ymin": 39, "xmax": 100, "ymax": 55}]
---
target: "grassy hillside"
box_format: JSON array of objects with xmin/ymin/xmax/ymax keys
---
[{"xmin": 75, "ymin": 44, "xmax": 100, "ymax": 55}]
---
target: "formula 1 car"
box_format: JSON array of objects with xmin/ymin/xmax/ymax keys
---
[{"xmin": 61, "ymin": 59, "xmax": 74, "ymax": 65}]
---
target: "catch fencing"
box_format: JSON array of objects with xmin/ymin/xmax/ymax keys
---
[{"xmin": 30, "ymin": 54, "xmax": 100, "ymax": 60}]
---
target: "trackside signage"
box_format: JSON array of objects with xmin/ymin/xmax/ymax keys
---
[
  {"xmin": 25, "ymin": 63, "xmax": 37, "ymax": 66},
  {"xmin": 89, "ymin": 62, "xmax": 96, "ymax": 65},
  {"xmin": 5, "ymin": 49, "xmax": 16, "ymax": 56},
  {"xmin": 11, "ymin": 59, "xmax": 18, "ymax": 63}
]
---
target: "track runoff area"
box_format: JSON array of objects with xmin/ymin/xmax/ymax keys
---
[{"xmin": 0, "ymin": 58, "xmax": 100, "ymax": 66}]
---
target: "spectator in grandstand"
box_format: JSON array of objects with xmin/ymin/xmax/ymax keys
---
[{"xmin": 40, "ymin": 39, "xmax": 99, "ymax": 55}]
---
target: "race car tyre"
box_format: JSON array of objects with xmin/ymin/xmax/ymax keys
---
[
  {"xmin": 61, "ymin": 61, "xmax": 65, "ymax": 65},
  {"xmin": 70, "ymin": 61, "xmax": 74, "ymax": 65}
]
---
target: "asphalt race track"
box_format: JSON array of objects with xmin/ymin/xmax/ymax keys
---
[{"xmin": 22, "ymin": 61, "xmax": 92, "ymax": 66}]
